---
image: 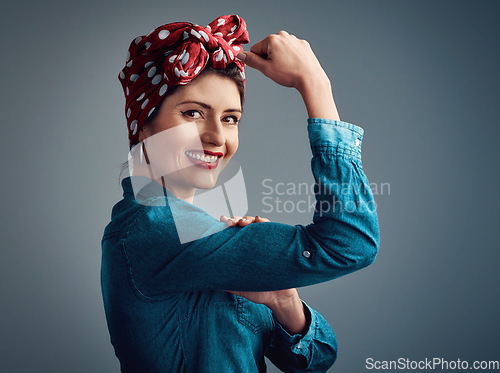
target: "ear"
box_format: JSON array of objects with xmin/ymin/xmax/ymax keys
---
[{"xmin": 138, "ymin": 127, "xmax": 146, "ymax": 142}]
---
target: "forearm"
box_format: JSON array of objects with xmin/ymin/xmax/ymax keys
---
[
  {"xmin": 268, "ymin": 291, "xmax": 308, "ymax": 335},
  {"xmin": 297, "ymin": 71, "xmax": 340, "ymax": 121}
]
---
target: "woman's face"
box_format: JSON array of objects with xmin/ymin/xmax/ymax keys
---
[{"xmin": 138, "ymin": 72, "xmax": 241, "ymax": 200}]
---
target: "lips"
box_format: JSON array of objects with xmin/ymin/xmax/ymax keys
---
[{"xmin": 185, "ymin": 150, "xmax": 223, "ymax": 169}]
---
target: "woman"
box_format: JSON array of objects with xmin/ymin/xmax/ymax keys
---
[{"xmin": 101, "ymin": 14, "xmax": 379, "ymax": 372}]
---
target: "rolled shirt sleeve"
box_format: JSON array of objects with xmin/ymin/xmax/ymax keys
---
[
  {"xmin": 266, "ymin": 301, "xmax": 337, "ymax": 372},
  {"xmin": 307, "ymin": 118, "xmax": 364, "ymax": 160}
]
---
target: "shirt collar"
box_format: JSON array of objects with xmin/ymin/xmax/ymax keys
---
[{"xmin": 121, "ymin": 176, "xmax": 173, "ymax": 206}]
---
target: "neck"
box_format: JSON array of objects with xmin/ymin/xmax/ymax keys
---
[{"xmin": 159, "ymin": 176, "xmax": 196, "ymax": 204}]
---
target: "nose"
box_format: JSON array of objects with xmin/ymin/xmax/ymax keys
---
[{"xmin": 198, "ymin": 116, "xmax": 225, "ymax": 147}]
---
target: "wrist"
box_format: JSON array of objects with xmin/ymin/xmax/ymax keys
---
[
  {"xmin": 296, "ymin": 70, "xmax": 331, "ymax": 95},
  {"xmin": 297, "ymin": 73, "xmax": 340, "ymax": 121},
  {"xmin": 268, "ymin": 293, "xmax": 308, "ymax": 335}
]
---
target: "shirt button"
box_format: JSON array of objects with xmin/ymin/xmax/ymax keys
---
[
  {"xmin": 302, "ymin": 250, "xmax": 311, "ymax": 259},
  {"xmin": 355, "ymin": 138, "xmax": 361, "ymax": 146},
  {"xmin": 297, "ymin": 341, "xmax": 302, "ymax": 349}
]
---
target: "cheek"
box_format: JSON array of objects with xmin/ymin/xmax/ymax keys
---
[
  {"xmin": 225, "ymin": 131, "xmax": 239, "ymax": 158},
  {"xmin": 144, "ymin": 123, "xmax": 200, "ymax": 164}
]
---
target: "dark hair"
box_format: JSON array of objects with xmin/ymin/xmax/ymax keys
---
[{"xmin": 202, "ymin": 62, "xmax": 246, "ymax": 106}]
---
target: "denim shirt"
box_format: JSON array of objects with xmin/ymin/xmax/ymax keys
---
[{"xmin": 101, "ymin": 118, "xmax": 380, "ymax": 372}]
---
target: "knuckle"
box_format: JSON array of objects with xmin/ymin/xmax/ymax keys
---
[{"xmin": 267, "ymin": 34, "xmax": 278, "ymax": 43}]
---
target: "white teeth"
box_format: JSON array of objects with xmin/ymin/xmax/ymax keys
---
[{"xmin": 185, "ymin": 151, "xmax": 218, "ymax": 163}]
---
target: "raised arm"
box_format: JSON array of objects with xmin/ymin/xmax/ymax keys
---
[
  {"xmin": 229, "ymin": 31, "xmax": 343, "ymax": 336},
  {"xmin": 115, "ymin": 31, "xmax": 379, "ymax": 295}
]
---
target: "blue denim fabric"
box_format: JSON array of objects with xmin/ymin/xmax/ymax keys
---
[{"xmin": 101, "ymin": 118, "xmax": 380, "ymax": 372}]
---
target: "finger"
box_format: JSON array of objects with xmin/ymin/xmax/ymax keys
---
[
  {"xmin": 237, "ymin": 51, "xmax": 268, "ymax": 73},
  {"xmin": 254, "ymin": 216, "xmax": 270, "ymax": 223},
  {"xmin": 249, "ymin": 36, "xmax": 271, "ymax": 56},
  {"xmin": 220, "ymin": 215, "xmax": 233, "ymax": 226},
  {"xmin": 220, "ymin": 215, "xmax": 240, "ymax": 226},
  {"xmin": 237, "ymin": 216, "xmax": 256, "ymax": 227}
]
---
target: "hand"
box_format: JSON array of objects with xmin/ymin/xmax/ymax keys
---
[
  {"xmin": 237, "ymin": 30, "xmax": 340, "ymax": 121},
  {"xmin": 228, "ymin": 287, "xmax": 308, "ymax": 335},
  {"xmin": 237, "ymin": 30, "xmax": 327, "ymax": 93},
  {"xmin": 219, "ymin": 215, "xmax": 270, "ymax": 227}
]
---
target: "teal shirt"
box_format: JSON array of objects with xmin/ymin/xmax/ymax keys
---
[{"xmin": 101, "ymin": 118, "xmax": 380, "ymax": 372}]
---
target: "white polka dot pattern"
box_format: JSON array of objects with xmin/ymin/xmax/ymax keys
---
[
  {"xmin": 159, "ymin": 84, "xmax": 168, "ymax": 96},
  {"xmin": 147, "ymin": 66, "xmax": 156, "ymax": 78},
  {"xmin": 158, "ymin": 30, "xmax": 170, "ymax": 39},
  {"xmin": 130, "ymin": 120, "xmax": 138, "ymax": 135},
  {"xmin": 152, "ymin": 75, "xmax": 162, "ymax": 85}
]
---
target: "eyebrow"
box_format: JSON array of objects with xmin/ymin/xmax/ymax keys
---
[{"xmin": 176, "ymin": 100, "xmax": 242, "ymax": 113}]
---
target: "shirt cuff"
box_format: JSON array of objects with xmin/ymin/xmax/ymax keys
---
[
  {"xmin": 307, "ymin": 118, "xmax": 364, "ymax": 161},
  {"xmin": 272, "ymin": 301, "xmax": 317, "ymax": 361}
]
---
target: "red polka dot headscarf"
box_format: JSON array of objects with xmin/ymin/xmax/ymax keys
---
[{"xmin": 119, "ymin": 14, "xmax": 249, "ymax": 148}]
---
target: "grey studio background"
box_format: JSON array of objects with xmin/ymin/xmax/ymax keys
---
[{"xmin": 1, "ymin": 0, "xmax": 499, "ymax": 372}]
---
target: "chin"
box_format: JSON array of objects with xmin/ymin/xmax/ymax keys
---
[
  {"xmin": 194, "ymin": 180, "xmax": 218, "ymax": 190},
  {"xmin": 191, "ymin": 174, "xmax": 220, "ymax": 190}
]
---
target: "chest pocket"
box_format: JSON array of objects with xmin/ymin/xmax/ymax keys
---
[{"xmin": 235, "ymin": 295, "xmax": 273, "ymax": 334}]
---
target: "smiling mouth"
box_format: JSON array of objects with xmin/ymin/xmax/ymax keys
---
[{"xmin": 185, "ymin": 150, "xmax": 223, "ymax": 169}]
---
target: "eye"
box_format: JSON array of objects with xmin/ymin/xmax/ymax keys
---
[
  {"xmin": 223, "ymin": 115, "xmax": 239, "ymax": 125},
  {"xmin": 181, "ymin": 110, "xmax": 202, "ymax": 119}
]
